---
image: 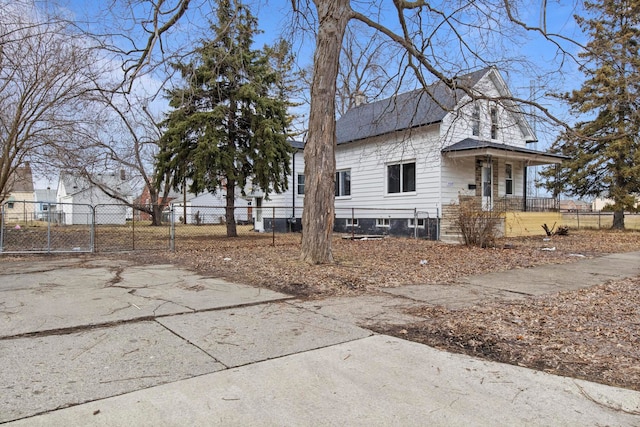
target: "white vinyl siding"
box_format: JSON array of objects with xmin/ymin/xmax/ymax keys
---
[{"xmin": 333, "ymin": 125, "xmax": 442, "ymax": 217}]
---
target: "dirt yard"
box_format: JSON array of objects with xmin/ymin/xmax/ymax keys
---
[{"xmin": 129, "ymin": 229, "xmax": 640, "ymax": 392}]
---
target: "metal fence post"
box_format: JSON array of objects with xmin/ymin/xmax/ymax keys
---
[
  {"xmin": 272, "ymin": 207, "xmax": 275, "ymax": 246},
  {"xmin": 170, "ymin": 207, "xmax": 175, "ymax": 252},
  {"xmin": 90, "ymin": 205, "xmax": 96, "ymax": 253},
  {"xmin": 46, "ymin": 203, "xmax": 51, "ymax": 253},
  {"xmin": 0, "ymin": 203, "xmax": 4, "ymax": 253},
  {"xmin": 414, "ymin": 208, "xmax": 418, "ymax": 239},
  {"xmin": 351, "ymin": 207, "xmax": 355, "ymax": 240}
]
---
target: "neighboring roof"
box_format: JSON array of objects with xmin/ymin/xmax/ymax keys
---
[
  {"xmin": 289, "ymin": 140, "xmax": 304, "ymax": 150},
  {"xmin": 336, "ymin": 68, "xmax": 491, "ymax": 145},
  {"xmin": 442, "ymin": 138, "xmax": 567, "ymax": 165},
  {"xmin": 60, "ymin": 173, "xmax": 132, "ymax": 197},
  {"xmin": 8, "ymin": 163, "xmax": 34, "ymax": 193}
]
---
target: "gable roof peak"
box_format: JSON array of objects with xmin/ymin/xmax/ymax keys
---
[{"xmin": 336, "ymin": 67, "xmax": 497, "ymax": 144}]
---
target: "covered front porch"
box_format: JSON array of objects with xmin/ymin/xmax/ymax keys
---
[
  {"xmin": 440, "ymin": 139, "xmax": 566, "ymax": 240},
  {"xmin": 442, "ymin": 138, "xmax": 566, "ymax": 212}
]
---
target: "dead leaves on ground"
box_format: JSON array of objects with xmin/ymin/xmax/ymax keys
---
[
  {"xmin": 376, "ymin": 277, "xmax": 640, "ymax": 391},
  {"xmin": 158, "ymin": 229, "xmax": 640, "ymax": 298}
]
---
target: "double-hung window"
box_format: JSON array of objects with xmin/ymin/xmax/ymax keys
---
[
  {"xmin": 297, "ymin": 174, "xmax": 305, "ymax": 195},
  {"xmin": 471, "ymin": 104, "xmax": 480, "ymax": 136},
  {"xmin": 490, "ymin": 107, "xmax": 498, "ymax": 139},
  {"xmin": 335, "ymin": 170, "xmax": 351, "ymax": 197},
  {"xmin": 505, "ymin": 164, "xmax": 513, "ymax": 195},
  {"xmin": 387, "ymin": 161, "xmax": 416, "ymax": 194}
]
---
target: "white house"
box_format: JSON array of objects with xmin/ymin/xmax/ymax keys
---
[
  {"xmin": 257, "ymin": 67, "xmax": 565, "ymax": 239},
  {"xmin": 34, "ymin": 188, "xmax": 57, "ymax": 221},
  {"xmin": 56, "ymin": 173, "xmax": 134, "ymax": 225},
  {"xmin": 592, "ymin": 196, "xmax": 639, "ymax": 212},
  {"xmin": 248, "ymin": 140, "xmax": 305, "ymax": 232},
  {"xmin": 169, "ymin": 189, "xmax": 251, "ymax": 225}
]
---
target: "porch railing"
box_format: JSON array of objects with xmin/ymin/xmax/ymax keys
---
[{"xmin": 494, "ymin": 196, "xmax": 559, "ymax": 212}]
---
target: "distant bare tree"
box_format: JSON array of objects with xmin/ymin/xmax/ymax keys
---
[
  {"xmin": 60, "ymin": 91, "xmax": 174, "ymax": 226},
  {"xmin": 336, "ymin": 23, "xmax": 398, "ymax": 116},
  {"xmin": 0, "ymin": 0, "xmax": 102, "ymax": 203}
]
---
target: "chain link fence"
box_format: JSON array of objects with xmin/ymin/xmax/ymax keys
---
[
  {"xmin": 560, "ymin": 211, "xmax": 640, "ymax": 230},
  {"xmin": 1, "ymin": 201, "xmax": 440, "ymax": 254},
  {"xmin": 1, "ymin": 201, "xmax": 93, "ymax": 253}
]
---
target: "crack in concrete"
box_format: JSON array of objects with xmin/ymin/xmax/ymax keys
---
[
  {"xmin": 126, "ymin": 289, "xmax": 197, "ymax": 314},
  {"xmin": 105, "ymin": 266, "xmax": 124, "ymax": 287},
  {"xmin": 154, "ymin": 320, "xmax": 228, "ymax": 368},
  {"xmin": 0, "ymin": 298, "xmax": 293, "ymax": 342}
]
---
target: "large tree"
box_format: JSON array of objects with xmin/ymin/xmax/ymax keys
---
[
  {"xmin": 156, "ymin": 0, "xmax": 294, "ymax": 237},
  {"xmin": 542, "ymin": 0, "xmax": 640, "ymax": 229}
]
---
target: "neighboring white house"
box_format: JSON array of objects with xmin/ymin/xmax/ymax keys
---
[
  {"xmin": 56, "ymin": 173, "xmax": 134, "ymax": 225},
  {"xmin": 256, "ymin": 67, "xmax": 566, "ymax": 239},
  {"xmin": 169, "ymin": 189, "xmax": 251, "ymax": 225},
  {"xmin": 34, "ymin": 188, "xmax": 57, "ymax": 221},
  {"xmin": 592, "ymin": 196, "xmax": 639, "ymax": 212},
  {"xmin": 248, "ymin": 140, "xmax": 305, "ymax": 232}
]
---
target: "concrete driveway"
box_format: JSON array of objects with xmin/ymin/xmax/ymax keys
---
[{"xmin": 1, "ymin": 254, "xmax": 639, "ymax": 426}]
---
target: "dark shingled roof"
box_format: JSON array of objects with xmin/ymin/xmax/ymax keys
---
[
  {"xmin": 336, "ymin": 68, "xmax": 491, "ymax": 145},
  {"xmin": 289, "ymin": 140, "xmax": 305, "ymax": 150}
]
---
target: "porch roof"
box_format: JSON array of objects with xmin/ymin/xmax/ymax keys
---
[{"xmin": 441, "ymin": 138, "xmax": 567, "ymax": 166}]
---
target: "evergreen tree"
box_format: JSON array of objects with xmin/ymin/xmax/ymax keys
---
[
  {"xmin": 156, "ymin": 0, "xmax": 294, "ymax": 237},
  {"xmin": 543, "ymin": 0, "xmax": 640, "ymax": 229}
]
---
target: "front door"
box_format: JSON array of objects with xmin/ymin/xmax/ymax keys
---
[
  {"xmin": 254, "ymin": 197, "xmax": 263, "ymax": 232},
  {"xmin": 482, "ymin": 162, "xmax": 492, "ymax": 210}
]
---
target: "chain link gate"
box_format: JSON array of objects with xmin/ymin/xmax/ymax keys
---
[{"xmin": 1, "ymin": 201, "xmax": 93, "ymax": 253}]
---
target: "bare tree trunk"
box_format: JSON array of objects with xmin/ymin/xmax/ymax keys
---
[
  {"xmin": 612, "ymin": 210, "xmax": 625, "ymax": 230},
  {"xmin": 151, "ymin": 203, "xmax": 163, "ymax": 226},
  {"xmin": 226, "ymin": 181, "xmax": 238, "ymax": 237},
  {"xmin": 300, "ymin": 0, "xmax": 351, "ymax": 264}
]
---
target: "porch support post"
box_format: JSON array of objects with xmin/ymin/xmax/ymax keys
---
[{"xmin": 523, "ymin": 162, "xmax": 528, "ymax": 212}]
